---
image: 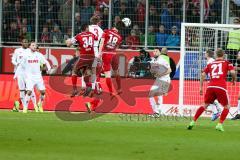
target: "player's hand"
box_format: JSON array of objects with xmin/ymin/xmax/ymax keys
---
[{"xmin": 200, "ymin": 89, "xmax": 203, "ymax": 95}]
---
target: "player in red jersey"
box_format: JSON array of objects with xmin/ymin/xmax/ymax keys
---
[
  {"xmin": 187, "ymin": 49, "xmax": 236, "ymax": 131},
  {"xmin": 85, "ymin": 23, "xmax": 123, "ymax": 113},
  {"xmin": 66, "ymin": 24, "xmax": 97, "ymax": 97},
  {"xmin": 99, "ymin": 24, "xmax": 123, "ymax": 95}
]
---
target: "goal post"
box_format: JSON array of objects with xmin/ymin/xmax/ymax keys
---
[{"xmin": 179, "ymin": 23, "xmax": 240, "ymax": 108}]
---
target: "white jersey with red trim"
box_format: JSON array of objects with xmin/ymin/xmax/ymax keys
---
[
  {"xmin": 89, "ymin": 25, "xmax": 103, "ymax": 56},
  {"xmin": 11, "ymin": 47, "xmax": 30, "ymax": 73},
  {"xmin": 16, "ymin": 50, "xmax": 47, "ymax": 79}
]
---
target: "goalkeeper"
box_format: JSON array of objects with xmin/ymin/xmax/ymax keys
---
[{"xmin": 148, "ymin": 48, "xmax": 172, "ymax": 117}]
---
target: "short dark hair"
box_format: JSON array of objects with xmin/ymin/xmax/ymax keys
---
[
  {"xmin": 216, "ymin": 49, "xmax": 224, "ymax": 57},
  {"xmin": 81, "ymin": 24, "xmax": 89, "ymax": 32},
  {"xmin": 206, "ymin": 49, "xmax": 214, "ymax": 58},
  {"xmin": 114, "ymin": 21, "xmax": 124, "ymax": 31}
]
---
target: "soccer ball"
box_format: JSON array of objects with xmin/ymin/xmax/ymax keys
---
[{"xmin": 122, "ymin": 17, "xmax": 131, "ymax": 27}]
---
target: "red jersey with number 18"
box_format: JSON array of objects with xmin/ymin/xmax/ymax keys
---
[
  {"xmin": 73, "ymin": 31, "xmax": 97, "ymax": 55},
  {"xmin": 102, "ymin": 29, "xmax": 122, "ymax": 52},
  {"xmin": 204, "ymin": 59, "xmax": 234, "ymax": 89}
]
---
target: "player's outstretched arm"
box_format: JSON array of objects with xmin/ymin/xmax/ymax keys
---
[
  {"xmin": 200, "ymin": 72, "xmax": 206, "ymax": 95},
  {"xmin": 66, "ymin": 38, "xmax": 73, "ymax": 47},
  {"xmin": 98, "ymin": 37, "xmax": 105, "ymax": 58}
]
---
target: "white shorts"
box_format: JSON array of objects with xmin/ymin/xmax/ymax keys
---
[
  {"xmin": 150, "ymin": 78, "xmax": 171, "ymax": 95},
  {"xmin": 26, "ymin": 77, "xmax": 45, "ymax": 91},
  {"xmin": 17, "ymin": 75, "xmax": 26, "ymax": 90}
]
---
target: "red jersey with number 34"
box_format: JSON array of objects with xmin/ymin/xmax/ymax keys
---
[
  {"xmin": 204, "ymin": 59, "xmax": 234, "ymax": 89},
  {"xmin": 102, "ymin": 29, "xmax": 122, "ymax": 52},
  {"xmin": 73, "ymin": 31, "xmax": 97, "ymax": 55}
]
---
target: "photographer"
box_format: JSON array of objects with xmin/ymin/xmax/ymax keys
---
[{"xmin": 131, "ymin": 49, "xmax": 152, "ymax": 77}]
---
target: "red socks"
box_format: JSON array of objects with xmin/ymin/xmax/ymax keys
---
[
  {"xmin": 106, "ymin": 78, "xmax": 113, "ymax": 93},
  {"xmin": 220, "ymin": 108, "xmax": 229, "ymax": 124},
  {"xmin": 116, "ymin": 75, "xmax": 121, "ymax": 90},
  {"xmin": 90, "ymin": 99, "xmax": 100, "ymax": 111},
  {"xmin": 72, "ymin": 75, "xmax": 77, "ymax": 88},
  {"xmin": 193, "ymin": 106, "xmax": 205, "ymax": 121}
]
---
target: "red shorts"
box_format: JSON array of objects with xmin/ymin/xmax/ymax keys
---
[
  {"xmin": 75, "ymin": 54, "xmax": 95, "ymax": 70},
  {"xmin": 204, "ymin": 87, "xmax": 229, "ymax": 106},
  {"xmin": 102, "ymin": 52, "xmax": 119, "ymax": 72}
]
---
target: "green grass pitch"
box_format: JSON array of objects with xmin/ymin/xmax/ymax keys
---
[{"xmin": 0, "ymin": 110, "xmax": 240, "ymax": 160}]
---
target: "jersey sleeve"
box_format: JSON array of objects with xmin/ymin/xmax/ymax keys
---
[
  {"xmin": 203, "ymin": 64, "xmax": 210, "ymax": 74},
  {"xmin": 11, "ymin": 50, "xmax": 18, "ymax": 66},
  {"xmin": 227, "ymin": 62, "xmax": 234, "ymax": 71}
]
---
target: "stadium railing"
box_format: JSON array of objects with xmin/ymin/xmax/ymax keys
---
[{"xmin": 1, "ymin": 0, "xmax": 239, "ymax": 48}]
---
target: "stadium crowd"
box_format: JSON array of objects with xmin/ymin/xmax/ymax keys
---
[{"xmin": 2, "ymin": 0, "xmax": 240, "ymax": 47}]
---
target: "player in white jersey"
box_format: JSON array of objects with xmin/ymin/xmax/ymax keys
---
[
  {"xmin": 149, "ymin": 48, "xmax": 172, "ymax": 117},
  {"xmin": 11, "ymin": 39, "xmax": 37, "ymax": 112},
  {"xmin": 84, "ymin": 16, "xmax": 103, "ymax": 95},
  {"xmin": 16, "ymin": 42, "xmax": 51, "ymax": 113},
  {"xmin": 204, "ymin": 50, "xmax": 222, "ymax": 121}
]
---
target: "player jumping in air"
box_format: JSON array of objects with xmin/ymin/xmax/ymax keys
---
[
  {"xmin": 204, "ymin": 49, "xmax": 222, "ymax": 121},
  {"xmin": 84, "ymin": 23, "xmax": 123, "ymax": 113},
  {"xmin": 148, "ymin": 48, "xmax": 172, "ymax": 117},
  {"xmin": 188, "ymin": 49, "xmax": 236, "ymax": 131},
  {"xmin": 12, "ymin": 39, "xmax": 37, "ymax": 112},
  {"xmin": 15, "ymin": 42, "xmax": 51, "ymax": 113},
  {"xmin": 66, "ymin": 24, "xmax": 97, "ymax": 97}
]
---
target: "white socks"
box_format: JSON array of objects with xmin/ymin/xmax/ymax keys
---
[
  {"xmin": 24, "ymin": 94, "xmax": 31, "ymax": 110},
  {"xmin": 31, "ymin": 91, "xmax": 37, "ymax": 106},
  {"xmin": 19, "ymin": 91, "xmax": 25, "ymax": 105},
  {"xmin": 149, "ymin": 97, "xmax": 160, "ymax": 114}
]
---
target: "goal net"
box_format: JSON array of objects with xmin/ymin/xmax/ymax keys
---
[{"xmin": 179, "ymin": 23, "xmax": 240, "ymax": 108}]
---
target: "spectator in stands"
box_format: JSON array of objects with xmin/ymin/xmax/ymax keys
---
[
  {"xmin": 74, "ymin": 12, "xmax": 81, "ymax": 34},
  {"xmin": 44, "ymin": 0, "xmax": 59, "ymax": 25},
  {"xmin": 149, "ymin": 4, "xmax": 159, "ymax": 28},
  {"xmin": 118, "ymin": 1, "xmax": 129, "ymax": 18},
  {"xmin": 132, "ymin": 24, "xmax": 143, "ymax": 36},
  {"xmin": 59, "ymin": 0, "xmax": 79, "ymax": 34},
  {"xmin": 186, "ymin": 2, "xmax": 200, "ymax": 23},
  {"xmin": 3, "ymin": 0, "xmax": 12, "ymax": 30},
  {"xmin": 166, "ymin": 26, "xmax": 180, "ymax": 48},
  {"xmin": 101, "ymin": 7, "xmax": 109, "ymax": 29},
  {"xmin": 41, "ymin": 26, "xmax": 50, "ymax": 43},
  {"xmin": 140, "ymin": 25, "xmax": 156, "ymax": 47},
  {"xmin": 50, "ymin": 25, "xmax": 63, "ymax": 44},
  {"xmin": 205, "ymin": 0, "xmax": 221, "ymax": 23},
  {"xmin": 7, "ymin": 21, "xmax": 20, "ymax": 42},
  {"xmin": 22, "ymin": 18, "xmax": 32, "ymax": 33},
  {"xmin": 12, "ymin": 0, "xmax": 23, "ymax": 30},
  {"xmin": 160, "ymin": 1, "xmax": 175, "ymax": 33},
  {"xmin": 19, "ymin": 26, "xmax": 31, "ymax": 41},
  {"xmin": 95, "ymin": 0, "xmax": 109, "ymax": 12},
  {"xmin": 135, "ymin": 0, "xmax": 145, "ymax": 28},
  {"xmin": 126, "ymin": 29, "xmax": 140, "ymax": 50},
  {"xmin": 156, "ymin": 24, "xmax": 168, "ymax": 47},
  {"xmin": 64, "ymin": 28, "xmax": 72, "ymax": 41},
  {"xmin": 80, "ymin": 0, "xmax": 94, "ymax": 24}
]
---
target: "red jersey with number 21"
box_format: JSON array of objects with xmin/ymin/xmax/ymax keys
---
[
  {"xmin": 102, "ymin": 29, "xmax": 122, "ymax": 52},
  {"xmin": 74, "ymin": 31, "xmax": 97, "ymax": 55},
  {"xmin": 204, "ymin": 59, "xmax": 234, "ymax": 89}
]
